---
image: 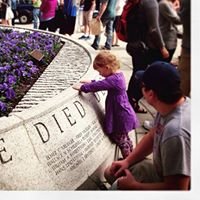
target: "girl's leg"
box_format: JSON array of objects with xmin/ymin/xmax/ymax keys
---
[
  {"xmin": 119, "ymin": 134, "xmax": 133, "ymax": 158},
  {"xmin": 109, "ymin": 133, "xmax": 133, "ymax": 158}
]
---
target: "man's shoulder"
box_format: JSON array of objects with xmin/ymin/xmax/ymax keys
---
[{"xmin": 162, "ymin": 98, "xmax": 191, "ymax": 140}]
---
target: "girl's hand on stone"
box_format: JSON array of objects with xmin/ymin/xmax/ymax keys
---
[
  {"xmin": 72, "ymin": 83, "xmax": 83, "ymax": 91},
  {"xmin": 80, "ymin": 80, "xmax": 91, "ymax": 84}
]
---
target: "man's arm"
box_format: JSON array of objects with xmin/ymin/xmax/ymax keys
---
[
  {"xmin": 110, "ymin": 128, "xmax": 155, "ymax": 178},
  {"xmin": 118, "ymin": 171, "xmax": 190, "ymax": 190},
  {"xmin": 144, "ymin": 0, "xmax": 169, "ymax": 58},
  {"xmin": 126, "ymin": 128, "xmax": 154, "ymax": 166},
  {"xmin": 96, "ymin": 0, "xmax": 108, "ymax": 20},
  {"xmin": 90, "ymin": 0, "xmax": 96, "ymax": 11}
]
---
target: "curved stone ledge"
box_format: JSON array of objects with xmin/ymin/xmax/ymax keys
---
[{"xmin": 0, "ymin": 26, "xmax": 115, "ymax": 190}]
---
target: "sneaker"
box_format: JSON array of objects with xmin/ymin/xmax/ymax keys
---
[
  {"xmin": 100, "ymin": 46, "xmax": 111, "ymax": 50},
  {"xmin": 85, "ymin": 36, "xmax": 91, "ymax": 40},
  {"xmin": 112, "ymin": 44, "xmax": 120, "ymax": 47},
  {"xmin": 91, "ymin": 44, "xmax": 99, "ymax": 50},
  {"xmin": 78, "ymin": 35, "xmax": 87, "ymax": 40},
  {"xmin": 143, "ymin": 120, "xmax": 153, "ymax": 130}
]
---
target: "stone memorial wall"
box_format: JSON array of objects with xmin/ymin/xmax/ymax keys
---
[
  {"xmin": 0, "ymin": 26, "xmax": 116, "ymax": 190},
  {"xmin": 0, "ymin": 88, "xmax": 115, "ymax": 190}
]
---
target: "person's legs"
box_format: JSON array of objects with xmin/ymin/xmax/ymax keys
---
[
  {"xmin": 33, "ymin": 8, "xmax": 40, "ymax": 29},
  {"xmin": 11, "ymin": 10, "xmax": 17, "ymax": 25},
  {"xmin": 91, "ymin": 34, "xmax": 101, "ymax": 49},
  {"xmin": 104, "ymin": 159, "xmax": 162, "ymax": 189},
  {"xmin": 60, "ymin": 15, "xmax": 76, "ymax": 35},
  {"xmin": 127, "ymin": 47, "xmax": 166, "ymax": 113},
  {"xmin": 167, "ymin": 48, "xmax": 176, "ymax": 63},
  {"xmin": 109, "ymin": 133, "xmax": 133, "ymax": 158},
  {"xmin": 47, "ymin": 18, "xmax": 57, "ymax": 32},
  {"xmin": 104, "ymin": 19, "xmax": 114, "ymax": 50},
  {"xmin": 112, "ymin": 16, "xmax": 120, "ymax": 46},
  {"xmin": 178, "ymin": 48, "xmax": 191, "ymax": 96},
  {"xmin": 39, "ymin": 21, "xmax": 47, "ymax": 30},
  {"xmin": 86, "ymin": 10, "xmax": 93, "ymax": 37},
  {"xmin": 79, "ymin": 11, "xmax": 87, "ymax": 38},
  {"xmin": 126, "ymin": 50, "xmax": 149, "ymax": 113},
  {"xmin": 91, "ymin": 17, "xmax": 108, "ymax": 49}
]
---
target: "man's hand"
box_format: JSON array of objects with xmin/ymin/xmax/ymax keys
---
[
  {"xmin": 160, "ymin": 47, "xmax": 169, "ymax": 59},
  {"xmin": 96, "ymin": 15, "xmax": 101, "ymax": 21},
  {"xmin": 110, "ymin": 159, "xmax": 129, "ymax": 178},
  {"xmin": 117, "ymin": 169, "xmax": 137, "ymax": 190}
]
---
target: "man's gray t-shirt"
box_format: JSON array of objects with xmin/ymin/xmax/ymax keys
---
[{"xmin": 153, "ymin": 97, "xmax": 190, "ymax": 178}]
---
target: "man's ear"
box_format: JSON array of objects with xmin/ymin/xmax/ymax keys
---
[
  {"xmin": 148, "ymin": 89, "xmax": 156, "ymax": 100},
  {"xmin": 151, "ymin": 90, "xmax": 159, "ymax": 103}
]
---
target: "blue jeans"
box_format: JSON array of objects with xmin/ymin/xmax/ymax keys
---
[
  {"xmin": 33, "ymin": 8, "xmax": 40, "ymax": 29},
  {"xmin": 92, "ymin": 18, "xmax": 114, "ymax": 49}
]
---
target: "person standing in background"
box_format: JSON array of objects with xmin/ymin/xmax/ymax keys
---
[
  {"xmin": 178, "ymin": 0, "xmax": 190, "ymax": 97},
  {"xmin": 78, "ymin": 0, "xmax": 96, "ymax": 40},
  {"xmin": 39, "ymin": 0, "xmax": 57, "ymax": 32},
  {"xmin": 112, "ymin": 0, "xmax": 126, "ymax": 47},
  {"xmin": 59, "ymin": 0, "xmax": 78, "ymax": 35},
  {"xmin": 11, "ymin": 0, "xmax": 17, "ymax": 25},
  {"xmin": 91, "ymin": 0, "xmax": 117, "ymax": 50},
  {"xmin": 32, "ymin": 0, "xmax": 41, "ymax": 29},
  {"xmin": 0, "ymin": 0, "xmax": 8, "ymax": 25},
  {"xmin": 158, "ymin": 0, "xmax": 181, "ymax": 62},
  {"xmin": 126, "ymin": 0, "xmax": 169, "ymax": 113},
  {"xmin": 0, "ymin": 0, "xmax": 13, "ymax": 26},
  {"xmin": 95, "ymin": 0, "xmax": 100, "ymax": 11}
]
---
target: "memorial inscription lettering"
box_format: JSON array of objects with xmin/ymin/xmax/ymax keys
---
[
  {"xmin": 33, "ymin": 91, "xmax": 105, "ymax": 144},
  {"xmin": 0, "ymin": 138, "xmax": 13, "ymax": 164},
  {"xmin": 17, "ymin": 90, "xmax": 111, "ymax": 188},
  {"xmin": 45, "ymin": 120, "xmax": 104, "ymax": 175}
]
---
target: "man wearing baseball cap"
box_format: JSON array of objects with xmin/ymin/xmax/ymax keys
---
[{"xmin": 104, "ymin": 61, "xmax": 191, "ymax": 190}]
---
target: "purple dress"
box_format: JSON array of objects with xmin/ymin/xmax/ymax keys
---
[{"xmin": 80, "ymin": 72, "xmax": 138, "ymax": 134}]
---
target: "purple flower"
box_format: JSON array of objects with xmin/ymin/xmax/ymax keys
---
[
  {"xmin": 5, "ymin": 87, "xmax": 16, "ymax": 100},
  {"xmin": 0, "ymin": 83, "xmax": 8, "ymax": 91},
  {"xmin": 4, "ymin": 64, "xmax": 11, "ymax": 71},
  {"xmin": 0, "ymin": 101, "xmax": 7, "ymax": 112},
  {"xmin": 14, "ymin": 69, "xmax": 21, "ymax": 77},
  {"xmin": 27, "ymin": 61, "xmax": 34, "ymax": 67},
  {"xmin": 0, "ymin": 67, "xmax": 5, "ymax": 73},
  {"xmin": 6, "ymin": 74, "xmax": 17, "ymax": 86},
  {"xmin": 29, "ymin": 66, "xmax": 39, "ymax": 74},
  {"xmin": 0, "ymin": 28, "xmax": 63, "ymax": 116}
]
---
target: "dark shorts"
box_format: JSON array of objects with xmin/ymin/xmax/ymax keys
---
[{"xmin": 110, "ymin": 159, "xmax": 162, "ymax": 189}]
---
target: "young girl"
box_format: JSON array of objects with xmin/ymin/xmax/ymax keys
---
[{"xmin": 73, "ymin": 51, "xmax": 138, "ymax": 158}]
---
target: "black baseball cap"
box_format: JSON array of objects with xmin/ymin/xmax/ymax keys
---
[{"xmin": 137, "ymin": 61, "xmax": 182, "ymax": 103}]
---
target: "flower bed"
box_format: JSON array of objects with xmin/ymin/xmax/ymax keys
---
[{"xmin": 0, "ymin": 28, "xmax": 63, "ymax": 117}]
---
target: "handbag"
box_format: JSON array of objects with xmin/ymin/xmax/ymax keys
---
[
  {"xmin": 89, "ymin": 18, "xmax": 104, "ymax": 35},
  {"xmin": 126, "ymin": 41, "xmax": 149, "ymax": 57}
]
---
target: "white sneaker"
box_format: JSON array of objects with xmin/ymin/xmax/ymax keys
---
[{"xmin": 143, "ymin": 120, "xmax": 153, "ymax": 130}]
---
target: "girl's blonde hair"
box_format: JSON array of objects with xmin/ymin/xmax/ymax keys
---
[{"xmin": 93, "ymin": 51, "xmax": 120, "ymax": 71}]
